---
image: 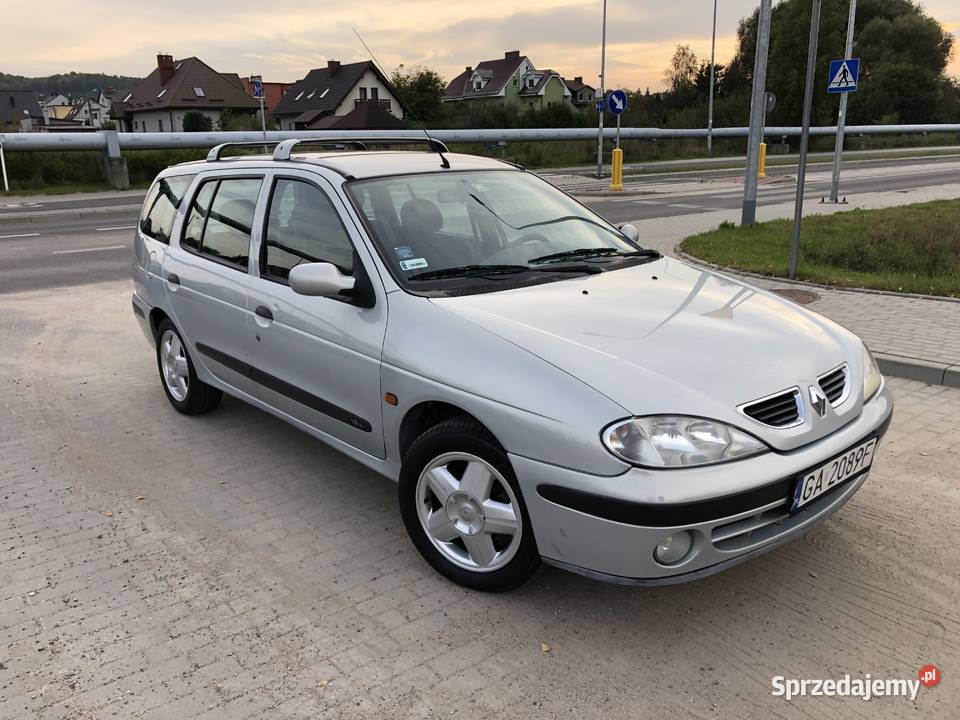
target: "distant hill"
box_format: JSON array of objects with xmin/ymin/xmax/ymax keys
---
[{"xmin": 0, "ymin": 71, "xmax": 141, "ymax": 97}]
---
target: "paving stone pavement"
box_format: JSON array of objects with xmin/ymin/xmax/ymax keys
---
[
  {"xmin": 625, "ymin": 183, "xmax": 960, "ymax": 382},
  {"xmin": 1, "ymin": 282, "xmax": 959, "ymax": 719}
]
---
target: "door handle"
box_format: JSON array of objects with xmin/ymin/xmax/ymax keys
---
[
  {"xmin": 255, "ymin": 305, "xmax": 274, "ymax": 321},
  {"xmin": 166, "ymin": 273, "xmax": 180, "ymax": 286}
]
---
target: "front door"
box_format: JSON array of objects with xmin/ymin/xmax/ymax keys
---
[
  {"xmin": 247, "ymin": 172, "xmax": 387, "ymax": 458},
  {"xmin": 163, "ymin": 174, "xmax": 265, "ymax": 399}
]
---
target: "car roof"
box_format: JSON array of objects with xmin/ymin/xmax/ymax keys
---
[{"xmin": 169, "ymin": 151, "xmax": 517, "ymax": 181}]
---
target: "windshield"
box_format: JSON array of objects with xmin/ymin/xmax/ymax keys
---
[{"xmin": 346, "ymin": 170, "xmax": 643, "ymax": 285}]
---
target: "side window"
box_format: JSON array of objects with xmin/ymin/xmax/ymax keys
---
[
  {"xmin": 263, "ymin": 179, "xmax": 355, "ymax": 281},
  {"xmin": 139, "ymin": 174, "xmax": 195, "ymax": 244},
  {"xmin": 181, "ymin": 181, "xmax": 216, "ymax": 252},
  {"xmin": 181, "ymin": 178, "xmax": 262, "ymax": 269}
]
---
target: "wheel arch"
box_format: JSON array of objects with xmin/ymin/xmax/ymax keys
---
[
  {"xmin": 398, "ymin": 401, "xmax": 504, "ymax": 461},
  {"xmin": 149, "ymin": 307, "xmax": 171, "ymax": 343}
]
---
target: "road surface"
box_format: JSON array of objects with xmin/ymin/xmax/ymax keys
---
[{"xmin": 2, "ymin": 154, "xmax": 959, "ymax": 294}]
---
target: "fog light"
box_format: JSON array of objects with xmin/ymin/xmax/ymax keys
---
[{"xmin": 655, "ymin": 531, "xmax": 693, "ymax": 565}]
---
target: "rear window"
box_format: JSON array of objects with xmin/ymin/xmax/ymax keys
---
[{"xmin": 139, "ymin": 175, "xmax": 195, "ymax": 243}]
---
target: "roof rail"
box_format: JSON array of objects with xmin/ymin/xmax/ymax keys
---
[
  {"xmin": 273, "ymin": 136, "xmax": 449, "ymax": 162},
  {"xmin": 206, "ymin": 141, "xmax": 281, "ymax": 162}
]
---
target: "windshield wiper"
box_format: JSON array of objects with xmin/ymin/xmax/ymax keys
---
[
  {"xmin": 407, "ymin": 263, "xmax": 601, "ymax": 282},
  {"xmin": 528, "ymin": 247, "xmax": 661, "ymax": 265}
]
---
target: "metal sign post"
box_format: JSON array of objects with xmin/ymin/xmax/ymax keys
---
[
  {"xmin": 251, "ymin": 75, "xmax": 266, "ymax": 140},
  {"xmin": 0, "ymin": 143, "xmax": 8, "ymax": 193},
  {"xmin": 596, "ymin": 0, "xmax": 608, "ymax": 178},
  {"xmin": 789, "ymin": 0, "xmax": 823, "ymax": 279},
  {"xmin": 607, "ymin": 90, "xmax": 627, "ymax": 191},
  {"xmin": 829, "ymin": 0, "xmax": 859, "ymax": 203}
]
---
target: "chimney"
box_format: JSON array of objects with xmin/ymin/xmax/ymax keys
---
[
  {"xmin": 465, "ymin": 66, "xmax": 472, "ymax": 74},
  {"xmin": 327, "ymin": 60, "xmax": 341, "ymax": 76},
  {"xmin": 157, "ymin": 54, "xmax": 175, "ymax": 85},
  {"xmin": 504, "ymin": 50, "xmax": 520, "ymax": 60},
  {"xmin": 575, "ymin": 76, "xmax": 583, "ymax": 83}
]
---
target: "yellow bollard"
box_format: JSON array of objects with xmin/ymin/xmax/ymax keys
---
[
  {"xmin": 609, "ymin": 148, "xmax": 624, "ymax": 191},
  {"xmin": 758, "ymin": 142, "xmax": 767, "ymax": 179}
]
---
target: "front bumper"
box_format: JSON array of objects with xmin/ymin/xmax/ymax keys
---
[{"xmin": 512, "ymin": 385, "xmax": 893, "ymax": 585}]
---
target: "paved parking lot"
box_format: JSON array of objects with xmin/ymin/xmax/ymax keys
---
[{"xmin": 1, "ymin": 280, "xmax": 958, "ymax": 719}]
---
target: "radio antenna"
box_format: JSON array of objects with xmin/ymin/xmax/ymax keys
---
[{"xmin": 352, "ymin": 25, "xmax": 450, "ymax": 169}]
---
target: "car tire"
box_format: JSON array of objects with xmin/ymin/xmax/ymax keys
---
[
  {"xmin": 399, "ymin": 416, "xmax": 541, "ymax": 592},
  {"xmin": 155, "ymin": 319, "xmax": 222, "ymax": 415}
]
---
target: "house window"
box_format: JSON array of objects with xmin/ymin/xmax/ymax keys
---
[
  {"xmin": 159, "ymin": 118, "xmax": 163, "ymax": 132},
  {"xmin": 319, "ymin": 88, "xmax": 329, "ymax": 98},
  {"xmin": 157, "ymin": 88, "xmax": 167, "ymax": 98},
  {"xmin": 512, "ymin": 77, "xmax": 517, "ymax": 86},
  {"xmin": 359, "ymin": 87, "xmax": 368, "ymax": 100},
  {"xmin": 527, "ymin": 78, "xmax": 535, "ymax": 88},
  {"xmin": 294, "ymin": 91, "xmax": 304, "ymax": 101},
  {"xmin": 193, "ymin": 87, "xmax": 205, "ymax": 97},
  {"xmin": 474, "ymin": 81, "xmax": 482, "ymax": 90},
  {"xmin": 371, "ymin": 87, "xmax": 379, "ymax": 100}
]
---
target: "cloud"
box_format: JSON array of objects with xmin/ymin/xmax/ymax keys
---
[{"xmin": 4, "ymin": 0, "xmax": 958, "ymax": 88}]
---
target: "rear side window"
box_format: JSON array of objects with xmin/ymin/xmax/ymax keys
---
[
  {"xmin": 262, "ymin": 178, "xmax": 355, "ymax": 281},
  {"xmin": 180, "ymin": 178, "xmax": 263, "ymax": 270},
  {"xmin": 139, "ymin": 175, "xmax": 195, "ymax": 243}
]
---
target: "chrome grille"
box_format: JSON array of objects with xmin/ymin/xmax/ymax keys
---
[
  {"xmin": 741, "ymin": 388, "xmax": 802, "ymax": 428},
  {"xmin": 818, "ymin": 365, "xmax": 849, "ymax": 406}
]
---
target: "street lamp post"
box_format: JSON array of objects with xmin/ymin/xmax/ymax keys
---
[
  {"xmin": 596, "ymin": 0, "xmax": 607, "ymax": 178},
  {"xmin": 707, "ymin": 0, "xmax": 718, "ymax": 159},
  {"xmin": 741, "ymin": 0, "xmax": 773, "ymax": 226}
]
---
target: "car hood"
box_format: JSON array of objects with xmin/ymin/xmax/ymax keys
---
[{"xmin": 429, "ymin": 258, "xmax": 865, "ymax": 451}]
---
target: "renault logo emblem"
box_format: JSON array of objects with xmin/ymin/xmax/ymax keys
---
[{"xmin": 809, "ymin": 386, "xmax": 828, "ymax": 418}]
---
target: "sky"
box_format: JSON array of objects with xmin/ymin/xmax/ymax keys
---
[{"xmin": 5, "ymin": 0, "xmax": 959, "ymax": 89}]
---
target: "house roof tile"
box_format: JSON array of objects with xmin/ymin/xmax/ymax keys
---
[
  {"xmin": 124, "ymin": 57, "xmax": 259, "ymax": 112},
  {"xmin": 273, "ymin": 61, "xmax": 402, "ymax": 118}
]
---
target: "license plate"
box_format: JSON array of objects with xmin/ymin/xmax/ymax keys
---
[{"xmin": 791, "ymin": 437, "xmax": 878, "ymax": 512}]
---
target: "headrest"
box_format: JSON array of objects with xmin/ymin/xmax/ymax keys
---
[{"xmin": 400, "ymin": 198, "xmax": 443, "ymax": 234}]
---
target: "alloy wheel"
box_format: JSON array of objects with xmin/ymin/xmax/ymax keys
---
[{"xmin": 415, "ymin": 452, "xmax": 523, "ymax": 573}]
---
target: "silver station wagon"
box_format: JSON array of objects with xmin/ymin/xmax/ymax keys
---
[{"xmin": 132, "ymin": 138, "xmax": 893, "ymax": 592}]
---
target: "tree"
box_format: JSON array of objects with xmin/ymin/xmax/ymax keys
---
[
  {"xmin": 389, "ymin": 65, "xmax": 448, "ymax": 126},
  {"xmin": 663, "ymin": 45, "xmax": 699, "ymax": 94},
  {"xmin": 726, "ymin": 0, "xmax": 955, "ymax": 126},
  {"xmin": 182, "ymin": 110, "xmax": 213, "ymax": 132}
]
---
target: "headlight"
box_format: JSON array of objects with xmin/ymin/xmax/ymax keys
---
[
  {"xmin": 862, "ymin": 344, "xmax": 882, "ymax": 401},
  {"xmin": 602, "ymin": 416, "xmax": 768, "ymax": 468}
]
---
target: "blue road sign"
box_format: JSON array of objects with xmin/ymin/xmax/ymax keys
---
[
  {"xmin": 253, "ymin": 80, "xmax": 264, "ymax": 98},
  {"xmin": 595, "ymin": 99, "xmax": 604, "ymax": 113},
  {"xmin": 827, "ymin": 58, "xmax": 859, "ymax": 93},
  {"xmin": 607, "ymin": 89, "xmax": 628, "ymax": 115}
]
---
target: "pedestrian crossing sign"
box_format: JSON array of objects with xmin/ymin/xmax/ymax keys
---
[{"xmin": 827, "ymin": 58, "xmax": 859, "ymax": 93}]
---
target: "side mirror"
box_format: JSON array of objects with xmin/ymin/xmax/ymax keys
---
[
  {"xmin": 288, "ymin": 262, "xmax": 355, "ymax": 297},
  {"xmin": 619, "ymin": 223, "xmax": 640, "ymax": 243}
]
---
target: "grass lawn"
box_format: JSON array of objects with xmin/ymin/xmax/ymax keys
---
[{"xmin": 680, "ymin": 199, "xmax": 960, "ymax": 298}]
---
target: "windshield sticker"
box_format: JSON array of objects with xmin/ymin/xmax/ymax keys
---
[
  {"xmin": 399, "ymin": 258, "xmax": 428, "ymax": 271},
  {"xmin": 393, "ymin": 245, "xmax": 415, "ymax": 260}
]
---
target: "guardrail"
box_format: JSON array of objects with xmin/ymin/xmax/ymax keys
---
[{"xmin": 2, "ymin": 125, "xmax": 959, "ymax": 157}]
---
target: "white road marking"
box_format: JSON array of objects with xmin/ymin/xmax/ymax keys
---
[
  {"xmin": 0, "ymin": 232, "xmax": 40, "ymax": 239},
  {"xmin": 96, "ymin": 225, "xmax": 136, "ymax": 232},
  {"xmin": 52, "ymin": 244, "xmax": 126, "ymax": 255}
]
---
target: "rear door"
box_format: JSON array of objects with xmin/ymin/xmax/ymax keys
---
[
  {"xmin": 162, "ymin": 172, "xmax": 266, "ymax": 399},
  {"xmin": 133, "ymin": 173, "xmax": 195, "ymax": 309},
  {"xmin": 246, "ymin": 170, "xmax": 388, "ymax": 458}
]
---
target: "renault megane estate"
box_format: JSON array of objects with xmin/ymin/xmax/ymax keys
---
[{"xmin": 132, "ymin": 138, "xmax": 892, "ymax": 591}]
